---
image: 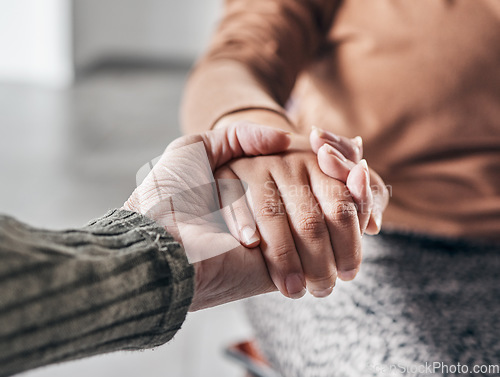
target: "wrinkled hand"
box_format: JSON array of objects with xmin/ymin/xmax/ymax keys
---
[{"xmin": 124, "ymin": 123, "xmax": 292, "ymax": 311}]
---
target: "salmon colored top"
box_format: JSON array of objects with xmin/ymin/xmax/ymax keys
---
[{"xmin": 181, "ymin": 0, "xmax": 500, "ymax": 241}]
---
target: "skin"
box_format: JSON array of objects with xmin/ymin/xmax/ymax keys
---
[
  {"xmin": 125, "ymin": 122, "xmax": 388, "ymax": 310},
  {"xmin": 217, "ymin": 149, "xmax": 360, "ymax": 298},
  {"xmin": 212, "ymin": 108, "xmax": 388, "ymax": 299},
  {"xmin": 124, "ymin": 123, "xmax": 292, "ymax": 311},
  {"xmin": 309, "ymin": 127, "xmax": 388, "ymax": 236},
  {"xmin": 215, "ymin": 126, "xmax": 388, "ymax": 299},
  {"xmin": 215, "ymin": 109, "xmax": 387, "ymax": 235}
]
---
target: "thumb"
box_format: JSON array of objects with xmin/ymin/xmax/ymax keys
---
[
  {"xmin": 168, "ymin": 122, "xmax": 291, "ymax": 171},
  {"xmin": 205, "ymin": 122, "xmax": 292, "ymax": 170}
]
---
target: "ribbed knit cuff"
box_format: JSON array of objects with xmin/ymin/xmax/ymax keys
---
[{"xmin": 86, "ymin": 209, "xmax": 195, "ymax": 348}]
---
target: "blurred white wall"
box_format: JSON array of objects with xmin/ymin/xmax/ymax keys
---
[
  {"xmin": 73, "ymin": 0, "xmax": 222, "ymax": 70},
  {"xmin": 0, "ymin": 0, "xmax": 222, "ymax": 86},
  {"xmin": 0, "ymin": 0, "xmax": 73, "ymax": 87}
]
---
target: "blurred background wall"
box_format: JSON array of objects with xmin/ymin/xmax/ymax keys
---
[
  {"xmin": 73, "ymin": 0, "xmax": 221, "ymax": 71},
  {"xmin": 0, "ymin": 0, "xmax": 72, "ymax": 87},
  {"xmin": 0, "ymin": 1, "xmax": 257, "ymax": 377},
  {"xmin": 0, "ymin": 0, "xmax": 220, "ymax": 86}
]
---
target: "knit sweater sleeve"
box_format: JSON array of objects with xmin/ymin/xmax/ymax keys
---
[{"xmin": 0, "ymin": 209, "xmax": 194, "ymax": 377}]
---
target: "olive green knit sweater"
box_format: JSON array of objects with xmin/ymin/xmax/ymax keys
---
[{"xmin": 0, "ymin": 209, "xmax": 194, "ymax": 376}]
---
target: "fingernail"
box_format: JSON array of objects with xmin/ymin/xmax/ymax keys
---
[
  {"xmin": 352, "ymin": 136, "xmax": 363, "ymax": 149},
  {"xmin": 338, "ymin": 269, "xmax": 358, "ymax": 281},
  {"xmin": 360, "ymin": 159, "xmax": 371, "ymax": 187},
  {"xmin": 285, "ymin": 273, "xmax": 306, "ymax": 299},
  {"xmin": 241, "ymin": 226, "xmax": 259, "ymax": 246},
  {"xmin": 310, "ymin": 286, "xmax": 334, "ymax": 298},
  {"xmin": 350, "ymin": 136, "xmax": 362, "ymax": 157},
  {"xmin": 374, "ymin": 214, "xmax": 382, "ymax": 233},
  {"xmin": 359, "ymin": 158, "xmax": 368, "ymax": 171},
  {"xmin": 350, "ymin": 159, "xmax": 370, "ymax": 197},
  {"xmin": 322, "ymin": 143, "xmax": 347, "ymax": 162},
  {"xmin": 313, "ymin": 126, "xmax": 340, "ymax": 142},
  {"xmin": 277, "ymin": 128, "xmax": 292, "ymax": 135}
]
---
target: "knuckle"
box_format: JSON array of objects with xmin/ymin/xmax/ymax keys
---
[
  {"xmin": 257, "ymin": 201, "xmax": 284, "ymax": 219},
  {"xmin": 338, "ymin": 248, "xmax": 362, "ymax": 270},
  {"xmin": 327, "ymin": 200, "xmax": 358, "ymax": 225},
  {"xmin": 296, "ymin": 213, "xmax": 327, "ymax": 239},
  {"xmin": 267, "ymin": 243, "xmax": 296, "ymax": 265}
]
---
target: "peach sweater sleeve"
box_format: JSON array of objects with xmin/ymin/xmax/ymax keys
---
[{"xmin": 181, "ymin": 0, "xmax": 338, "ymax": 134}]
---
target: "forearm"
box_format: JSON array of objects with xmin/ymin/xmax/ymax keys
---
[
  {"xmin": 181, "ymin": 60, "xmax": 293, "ymax": 134},
  {"xmin": 0, "ymin": 209, "xmax": 193, "ymax": 376},
  {"xmin": 181, "ymin": 0, "xmax": 336, "ymax": 135}
]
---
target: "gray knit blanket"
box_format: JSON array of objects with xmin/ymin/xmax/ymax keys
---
[{"xmin": 245, "ymin": 232, "xmax": 500, "ymax": 377}]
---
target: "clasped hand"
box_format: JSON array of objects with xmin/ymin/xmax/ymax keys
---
[{"xmin": 124, "ymin": 123, "xmax": 388, "ymax": 311}]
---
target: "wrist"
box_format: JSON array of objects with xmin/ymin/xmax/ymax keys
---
[
  {"xmin": 122, "ymin": 192, "xmax": 141, "ymax": 214},
  {"xmin": 213, "ymin": 108, "xmax": 296, "ymax": 133},
  {"xmin": 188, "ymin": 259, "xmax": 224, "ymax": 312},
  {"xmin": 188, "ymin": 262, "xmax": 205, "ymax": 311},
  {"xmin": 122, "ymin": 187, "xmax": 164, "ymax": 219},
  {"xmin": 213, "ymin": 109, "xmax": 315, "ymax": 151}
]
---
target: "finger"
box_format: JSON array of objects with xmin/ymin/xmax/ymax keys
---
[
  {"xmin": 365, "ymin": 169, "xmax": 390, "ymax": 235},
  {"xmin": 214, "ymin": 166, "xmax": 261, "ymax": 248},
  {"xmin": 346, "ymin": 160, "xmax": 374, "ymax": 235},
  {"xmin": 310, "ymin": 165, "xmax": 362, "ymax": 282},
  {"xmin": 317, "ymin": 144, "xmax": 384, "ymax": 235},
  {"xmin": 317, "ymin": 144, "xmax": 373, "ymax": 236},
  {"xmin": 167, "ymin": 123, "xmax": 292, "ymax": 171},
  {"xmin": 317, "ymin": 143, "xmax": 355, "ymax": 182},
  {"xmin": 241, "ymin": 170, "xmax": 306, "ymax": 299},
  {"xmin": 276, "ymin": 171, "xmax": 337, "ymax": 297},
  {"xmin": 310, "ymin": 126, "xmax": 363, "ymax": 162}
]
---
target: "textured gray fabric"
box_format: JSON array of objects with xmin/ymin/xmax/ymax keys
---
[
  {"xmin": 245, "ymin": 232, "xmax": 500, "ymax": 377},
  {"xmin": 0, "ymin": 209, "xmax": 194, "ymax": 377}
]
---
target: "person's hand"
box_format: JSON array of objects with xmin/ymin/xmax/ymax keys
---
[
  {"xmin": 215, "ymin": 141, "xmax": 364, "ymax": 299},
  {"xmin": 124, "ymin": 123, "xmax": 292, "ymax": 311},
  {"xmin": 216, "ymin": 110, "xmax": 388, "ymax": 235},
  {"xmin": 215, "ymin": 125, "xmax": 389, "ymax": 300}
]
